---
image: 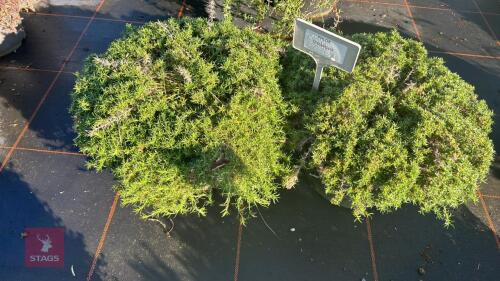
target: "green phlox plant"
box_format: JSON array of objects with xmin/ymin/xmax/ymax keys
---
[
  {"xmin": 71, "ymin": 18, "xmax": 290, "ymax": 224},
  {"xmin": 281, "ymin": 30, "xmax": 494, "ymax": 226}
]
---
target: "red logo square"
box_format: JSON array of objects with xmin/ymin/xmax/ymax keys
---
[{"xmin": 24, "ymin": 228, "xmax": 64, "ymax": 267}]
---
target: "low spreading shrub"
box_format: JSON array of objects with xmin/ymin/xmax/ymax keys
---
[
  {"xmin": 281, "ymin": 30, "xmax": 494, "ymax": 225},
  {"xmin": 71, "ymin": 18, "xmax": 290, "ymax": 223},
  {"xmin": 72, "ymin": 16, "xmax": 493, "ymax": 226}
]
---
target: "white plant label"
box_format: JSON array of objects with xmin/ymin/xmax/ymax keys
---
[
  {"xmin": 303, "ymin": 29, "xmax": 348, "ymax": 64},
  {"xmin": 293, "ymin": 18, "xmax": 361, "ymax": 90}
]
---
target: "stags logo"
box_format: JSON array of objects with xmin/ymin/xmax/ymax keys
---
[
  {"xmin": 37, "ymin": 234, "xmax": 53, "ymax": 253},
  {"xmin": 25, "ymin": 228, "xmax": 64, "ymax": 267}
]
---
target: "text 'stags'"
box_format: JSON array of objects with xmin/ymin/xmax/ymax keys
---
[{"xmin": 25, "ymin": 228, "xmax": 64, "ymax": 267}]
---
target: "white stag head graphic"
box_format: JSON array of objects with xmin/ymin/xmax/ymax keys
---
[{"xmin": 37, "ymin": 234, "xmax": 52, "ymax": 253}]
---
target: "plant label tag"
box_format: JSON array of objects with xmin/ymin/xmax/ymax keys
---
[{"xmin": 293, "ymin": 18, "xmax": 361, "ymax": 90}]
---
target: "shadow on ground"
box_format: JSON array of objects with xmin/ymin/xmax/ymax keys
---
[
  {"xmin": 372, "ymin": 201, "xmax": 500, "ymax": 280},
  {"xmin": 125, "ymin": 209, "xmax": 237, "ymax": 281},
  {"xmin": 0, "ymin": 165, "xmax": 105, "ymax": 281},
  {"xmin": 91, "ymin": 191, "xmax": 238, "ymax": 281}
]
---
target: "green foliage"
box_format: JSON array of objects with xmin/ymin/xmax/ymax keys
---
[
  {"xmin": 281, "ymin": 30, "xmax": 494, "ymax": 225},
  {"xmin": 72, "ymin": 18, "xmax": 493, "ymax": 226},
  {"xmin": 70, "ymin": 18, "xmax": 290, "ymax": 223},
  {"xmin": 223, "ymin": 0, "xmax": 335, "ymax": 38}
]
